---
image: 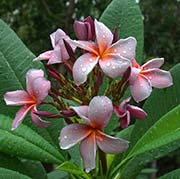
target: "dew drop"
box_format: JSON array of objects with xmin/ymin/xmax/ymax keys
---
[
  {"xmin": 103, "ymin": 35, "xmax": 106, "ymax": 38},
  {"xmin": 106, "ymin": 62, "xmax": 111, "ymax": 67},
  {"xmin": 64, "ymin": 136, "xmax": 67, "ymax": 139},
  {"xmin": 82, "ymin": 67, "xmax": 87, "ymax": 72},
  {"xmin": 123, "ymin": 50, "xmax": 126, "ymax": 53},
  {"xmin": 114, "ymin": 49, "xmax": 117, "ymax": 52},
  {"xmin": 112, "ymin": 66, "xmax": 116, "ymax": 69},
  {"xmin": 89, "ymin": 58, "xmax": 93, "ymax": 62}
]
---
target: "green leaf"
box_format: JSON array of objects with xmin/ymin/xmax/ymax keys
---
[
  {"xmin": 0, "ymin": 167, "xmax": 31, "ymax": 179},
  {"xmin": 100, "ymin": 0, "xmax": 144, "ymax": 63},
  {"xmin": 47, "ymin": 170, "xmax": 67, "ymax": 179},
  {"xmin": 126, "ymin": 105, "xmax": 180, "ymax": 159},
  {"xmin": 57, "ymin": 162, "xmax": 91, "ymax": 179},
  {"xmin": 0, "ymin": 153, "xmax": 47, "ymax": 179},
  {"xmin": 110, "ymin": 105, "xmax": 180, "ymax": 178},
  {"xmin": 157, "ymin": 169, "xmax": 180, "ymax": 179},
  {"xmin": 0, "ymin": 114, "xmax": 64, "ymax": 164}
]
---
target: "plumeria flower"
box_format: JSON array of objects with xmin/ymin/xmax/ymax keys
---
[
  {"xmin": 59, "ymin": 96, "xmax": 129, "ymax": 172},
  {"xmin": 114, "ymin": 97, "xmax": 147, "ymax": 128},
  {"xmin": 4, "ymin": 69, "xmax": 51, "ymax": 130},
  {"xmin": 72, "ymin": 19, "xmax": 137, "ymax": 85},
  {"xmin": 129, "ymin": 58, "xmax": 173, "ymax": 102},
  {"xmin": 73, "ymin": 16, "xmax": 95, "ymax": 41},
  {"xmin": 34, "ymin": 29, "xmax": 76, "ymax": 64}
]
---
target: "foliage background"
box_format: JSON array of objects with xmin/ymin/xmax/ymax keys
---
[{"xmin": 0, "ymin": 0, "xmax": 179, "ymax": 178}]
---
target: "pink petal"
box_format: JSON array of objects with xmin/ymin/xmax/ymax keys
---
[
  {"xmin": 107, "ymin": 37, "xmax": 137, "ymax": 60},
  {"xmin": 73, "ymin": 53, "xmax": 98, "ymax": 85},
  {"xmin": 127, "ymin": 105, "xmax": 147, "ymax": 119},
  {"xmin": 142, "ymin": 69, "xmax": 173, "ymax": 88},
  {"xmin": 130, "ymin": 75, "xmax": 152, "ymax": 102},
  {"xmin": 59, "ymin": 124, "xmax": 91, "ymax": 149},
  {"xmin": 129, "ymin": 67, "xmax": 141, "ymax": 85},
  {"xmin": 50, "ymin": 29, "xmax": 67, "ymax": 48},
  {"xmin": 31, "ymin": 109, "xmax": 51, "ymax": 128},
  {"xmin": 11, "ymin": 105, "xmax": 33, "ymax": 130},
  {"xmin": 30, "ymin": 77, "xmax": 51, "ymax": 104},
  {"xmin": 88, "ymin": 96, "xmax": 113, "ymax": 129},
  {"xmin": 80, "ymin": 132, "xmax": 96, "ymax": 173},
  {"xmin": 72, "ymin": 40, "xmax": 98, "ymax": 55},
  {"xmin": 70, "ymin": 105, "xmax": 90, "ymax": 123},
  {"xmin": 47, "ymin": 46, "xmax": 62, "ymax": 64},
  {"xmin": 33, "ymin": 50, "xmax": 53, "ymax": 61},
  {"xmin": 142, "ymin": 58, "xmax": 164, "ymax": 70},
  {"xmin": 96, "ymin": 131, "xmax": 129, "ymax": 154},
  {"xmin": 119, "ymin": 97, "xmax": 131, "ymax": 111},
  {"xmin": 26, "ymin": 69, "xmax": 44, "ymax": 95},
  {"xmin": 94, "ymin": 20, "xmax": 113, "ymax": 54},
  {"xmin": 99, "ymin": 55, "xmax": 131, "ymax": 78},
  {"xmin": 120, "ymin": 111, "xmax": 130, "ymax": 128},
  {"xmin": 4, "ymin": 90, "xmax": 32, "ymax": 106}
]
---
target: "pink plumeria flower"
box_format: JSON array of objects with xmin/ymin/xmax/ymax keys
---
[
  {"xmin": 129, "ymin": 58, "xmax": 173, "ymax": 102},
  {"xmin": 4, "ymin": 69, "xmax": 51, "ymax": 130},
  {"xmin": 114, "ymin": 97, "xmax": 147, "ymax": 128},
  {"xmin": 72, "ymin": 19, "xmax": 137, "ymax": 85},
  {"xmin": 34, "ymin": 29, "xmax": 76, "ymax": 64},
  {"xmin": 73, "ymin": 16, "xmax": 95, "ymax": 41},
  {"xmin": 59, "ymin": 96, "xmax": 129, "ymax": 173}
]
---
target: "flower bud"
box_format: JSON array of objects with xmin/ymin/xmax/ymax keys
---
[{"xmin": 73, "ymin": 16, "xmax": 95, "ymax": 40}]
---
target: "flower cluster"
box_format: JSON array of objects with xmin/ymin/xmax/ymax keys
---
[{"xmin": 4, "ymin": 17, "xmax": 173, "ymax": 172}]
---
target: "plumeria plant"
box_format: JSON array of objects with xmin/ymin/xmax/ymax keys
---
[{"xmin": 0, "ymin": 0, "xmax": 179, "ymax": 179}]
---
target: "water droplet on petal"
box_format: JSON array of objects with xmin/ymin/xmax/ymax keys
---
[
  {"xmin": 123, "ymin": 50, "xmax": 126, "ymax": 53},
  {"xmin": 89, "ymin": 58, "xmax": 93, "ymax": 62},
  {"xmin": 114, "ymin": 49, "xmax": 117, "ymax": 52},
  {"xmin": 106, "ymin": 62, "xmax": 111, "ymax": 67},
  {"xmin": 64, "ymin": 135, "xmax": 67, "ymax": 139},
  {"xmin": 82, "ymin": 67, "xmax": 87, "ymax": 72},
  {"xmin": 112, "ymin": 66, "xmax": 116, "ymax": 69}
]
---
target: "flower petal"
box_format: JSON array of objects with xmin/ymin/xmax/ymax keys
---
[
  {"xmin": 11, "ymin": 105, "xmax": 33, "ymax": 130},
  {"xmin": 50, "ymin": 29, "xmax": 67, "ymax": 48},
  {"xmin": 33, "ymin": 50, "xmax": 53, "ymax": 61},
  {"xmin": 99, "ymin": 55, "xmax": 131, "ymax": 78},
  {"xmin": 130, "ymin": 75, "xmax": 152, "ymax": 102},
  {"xmin": 31, "ymin": 77, "xmax": 51, "ymax": 104},
  {"xmin": 47, "ymin": 46, "xmax": 62, "ymax": 64},
  {"xmin": 26, "ymin": 69, "xmax": 44, "ymax": 95},
  {"xmin": 142, "ymin": 69, "xmax": 173, "ymax": 88},
  {"xmin": 95, "ymin": 20, "xmax": 113, "ymax": 54},
  {"xmin": 59, "ymin": 124, "xmax": 91, "ymax": 150},
  {"xmin": 107, "ymin": 37, "xmax": 137, "ymax": 60},
  {"xmin": 88, "ymin": 96, "xmax": 113, "ymax": 129},
  {"xmin": 73, "ymin": 53, "xmax": 98, "ymax": 85},
  {"xmin": 142, "ymin": 58, "xmax": 164, "ymax": 70},
  {"xmin": 80, "ymin": 132, "xmax": 96, "ymax": 173},
  {"xmin": 120, "ymin": 111, "xmax": 130, "ymax": 128},
  {"xmin": 127, "ymin": 105, "xmax": 147, "ymax": 119},
  {"xmin": 31, "ymin": 109, "xmax": 51, "ymax": 128},
  {"xmin": 70, "ymin": 105, "xmax": 90, "ymax": 123},
  {"xmin": 4, "ymin": 90, "xmax": 32, "ymax": 106},
  {"xmin": 72, "ymin": 40, "xmax": 98, "ymax": 54},
  {"xmin": 96, "ymin": 131, "xmax": 129, "ymax": 154}
]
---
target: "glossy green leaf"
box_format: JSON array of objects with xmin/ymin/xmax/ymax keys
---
[
  {"xmin": 57, "ymin": 162, "xmax": 91, "ymax": 179},
  {"xmin": 47, "ymin": 170, "xmax": 67, "ymax": 179},
  {"xmin": 110, "ymin": 105, "xmax": 180, "ymax": 178},
  {"xmin": 157, "ymin": 169, "xmax": 180, "ymax": 179},
  {"xmin": 0, "ymin": 153, "xmax": 47, "ymax": 179},
  {"xmin": 0, "ymin": 167, "xmax": 31, "ymax": 179},
  {"xmin": 0, "ymin": 114, "xmax": 64, "ymax": 164},
  {"xmin": 100, "ymin": 0, "xmax": 144, "ymax": 63}
]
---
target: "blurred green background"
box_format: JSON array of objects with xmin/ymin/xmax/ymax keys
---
[{"xmin": 0, "ymin": 0, "xmax": 179, "ymax": 178}]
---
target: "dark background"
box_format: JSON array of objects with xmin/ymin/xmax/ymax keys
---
[{"xmin": 0, "ymin": 0, "xmax": 179, "ymax": 178}]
